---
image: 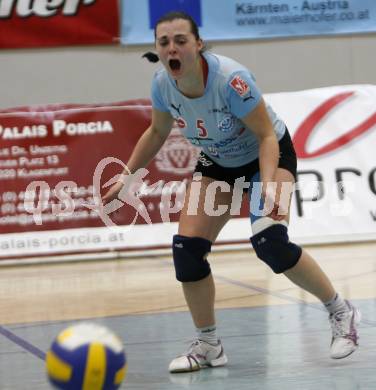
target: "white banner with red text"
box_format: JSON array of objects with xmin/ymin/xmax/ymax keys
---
[{"xmin": 0, "ymin": 85, "xmax": 375, "ymax": 260}]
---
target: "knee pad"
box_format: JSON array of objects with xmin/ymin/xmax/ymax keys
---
[
  {"xmin": 172, "ymin": 235, "xmax": 212, "ymax": 282},
  {"xmin": 250, "ymin": 224, "xmax": 302, "ymax": 274}
]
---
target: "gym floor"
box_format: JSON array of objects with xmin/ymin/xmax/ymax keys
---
[{"xmin": 0, "ymin": 241, "xmax": 375, "ymax": 389}]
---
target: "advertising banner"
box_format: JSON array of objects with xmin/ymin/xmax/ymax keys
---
[
  {"xmin": 270, "ymin": 84, "xmax": 376, "ymax": 242},
  {"xmin": 121, "ymin": 0, "xmax": 376, "ymax": 44},
  {"xmin": 0, "ymin": 99, "xmax": 202, "ymax": 258},
  {"xmin": 0, "ymin": 85, "xmax": 375, "ymax": 260},
  {"xmin": 0, "ymin": 0, "xmax": 119, "ymax": 49}
]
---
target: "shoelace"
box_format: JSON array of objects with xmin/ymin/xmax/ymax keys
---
[
  {"xmin": 184, "ymin": 339, "xmax": 203, "ymax": 355},
  {"xmin": 330, "ymin": 310, "xmax": 351, "ymax": 337}
]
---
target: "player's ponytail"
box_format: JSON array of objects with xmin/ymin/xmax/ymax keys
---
[{"xmin": 142, "ymin": 52, "xmax": 159, "ymax": 63}]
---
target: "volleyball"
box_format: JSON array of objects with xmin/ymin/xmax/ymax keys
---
[{"xmin": 46, "ymin": 323, "xmax": 127, "ymax": 390}]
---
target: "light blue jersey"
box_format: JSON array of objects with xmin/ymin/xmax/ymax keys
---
[{"xmin": 151, "ymin": 52, "xmax": 286, "ymax": 168}]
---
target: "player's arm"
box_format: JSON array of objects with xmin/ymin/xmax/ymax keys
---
[
  {"xmin": 102, "ymin": 108, "xmax": 174, "ymax": 203},
  {"xmin": 226, "ymin": 71, "xmax": 279, "ymax": 187},
  {"xmin": 240, "ymin": 99, "xmax": 279, "ymax": 186},
  {"xmin": 125, "ymin": 108, "xmax": 174, "ymax": 173}
]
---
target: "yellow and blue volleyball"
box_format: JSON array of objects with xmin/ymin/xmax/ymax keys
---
[{"xmin": 46, "ymin": 323, "xmax": 127, "ymax": 390}]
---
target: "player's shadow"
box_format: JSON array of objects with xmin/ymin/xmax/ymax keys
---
[{"xmin": 169, "ymin": 367, "xmax": 229, "ymax": 386}]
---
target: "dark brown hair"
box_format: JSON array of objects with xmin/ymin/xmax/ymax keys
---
[{"xmin": 143, "ymin": 11, "xmax": 204, "ymax": 63}]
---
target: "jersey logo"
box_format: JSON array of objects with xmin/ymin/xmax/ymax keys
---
[
  {"xmin": 230, "ymin": 75, "xmax": 250, "ymax": 97},
  {"xmin": 170, "ymin": 103, "xmax": 182, "ymax": 116},
  {"xmin": 207, "ymin": 146, "xmax": 219, "ymax": 157},
  {"xmin": 218, "ymin": 115, "xmax": 234, "ymax": 132},
  {"xmin": 197, "ymin": 155, "xmax": 214, "ymax": 167}
]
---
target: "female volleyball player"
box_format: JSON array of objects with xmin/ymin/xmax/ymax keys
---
[{"xmin": 103, "ymin": 11, "xmax": 360, "ymax": 373}]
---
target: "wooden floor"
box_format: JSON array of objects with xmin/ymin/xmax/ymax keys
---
[
  {"xmin": 1, "ymin": 241, "xmax": 375, "ymax": 325},
  {"xmin": 0, "ymin": 241, "xmax": 375, "ymax": 390}
]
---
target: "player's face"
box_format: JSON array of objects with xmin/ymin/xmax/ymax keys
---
[{"xmin": 155, "ymin": 19, "xmax": 203, "ymax": 80}]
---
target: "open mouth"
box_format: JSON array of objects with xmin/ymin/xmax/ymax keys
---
[{"xmin": 169, "ymin": 59, "xmax": 181, "ymax": 71}]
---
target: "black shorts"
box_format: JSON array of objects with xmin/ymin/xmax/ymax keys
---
[{"xmin": 194, "ymin": 129, "xmax": 297, "ymax": 189}]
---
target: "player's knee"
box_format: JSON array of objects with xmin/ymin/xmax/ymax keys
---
[
  {"xmin": 172, "ymin": 234, "xmax": 212, "ymax": 282},
  {"xmin": 250, "ymin": 223, "xmax": 302, "ymax": 274}
]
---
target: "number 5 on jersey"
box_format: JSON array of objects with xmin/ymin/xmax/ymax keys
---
[{"xmin": 196, "ymin": 119, "xmax": 208, "ymax": 138}]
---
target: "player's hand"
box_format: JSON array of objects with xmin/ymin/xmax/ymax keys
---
[
  {"xmin": 262, "ymin": 184, "xmax": 285, "ymax": 221},
  {"xmin": 266, "ymin": 200, "xmax": 285, "ymax": 221},
  {"xmin": 102, "ymin": 177, "xmax": 125, "ymax": 206}
]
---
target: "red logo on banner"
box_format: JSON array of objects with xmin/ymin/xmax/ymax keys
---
[
  {"xmin": 293, "ymin": 92, "xmax": 376, "ymax": 159},
  {"xmin": 229, "ymin": 75, "xmax": 250, "ymax": 97},
  {"xmin": 0, "ymin": 0, "xmax": 119, "ymax": 48},
  {"xmin": 155, "ymin": 129, "xmax": 200, "ymax": 175}
]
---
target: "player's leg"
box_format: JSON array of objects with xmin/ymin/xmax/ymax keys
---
[
  {"xmin": 169, "ymin": 175, "xmax": 234, "ymax": 373},
  {"xmin": 177, "ymin": 176, "xmax": 232, "ymax": 329},
  {"xmin": 265, "ymin": 167, "xmax": 337, "ymax": 301},
  {"xmin": 250, "ymin": 166, "xmax": 360, "ymax": 359}
]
